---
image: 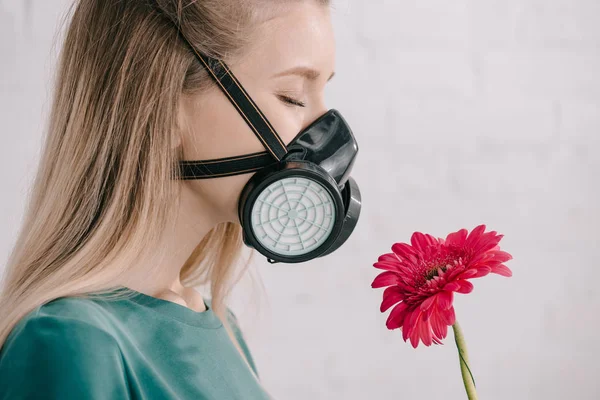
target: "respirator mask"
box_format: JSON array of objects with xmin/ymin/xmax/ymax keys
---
[{"xmin": 174, "ymin": 30, "xmax": 362, "ymax": 264}]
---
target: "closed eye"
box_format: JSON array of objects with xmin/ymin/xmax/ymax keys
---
[{"xmin": 277, "ymin": 94, "xmax": 306, "ymax": 108}]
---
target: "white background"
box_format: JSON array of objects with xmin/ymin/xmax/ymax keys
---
[{"xmin": 1, "ymin": 1, "xmax": 598, "ymax": 399}]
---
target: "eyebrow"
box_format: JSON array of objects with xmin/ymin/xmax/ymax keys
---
[{"xmin": 272, "ymin": 66, "xmax": 336, "ymax": 82}]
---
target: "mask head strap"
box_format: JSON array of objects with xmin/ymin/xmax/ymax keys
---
[{"xmin": 169, "ymin": 21, "xmax": 287, "ymax": 179}]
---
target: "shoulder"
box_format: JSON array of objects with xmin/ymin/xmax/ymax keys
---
[
  {"xmin": 221, "ymin": 303, "xmax": 260, "ymax": 377},
  {"xmin": 8, "ymin": 295, "xmax": 118, "ymax": 343},
  {"xmin": 39, "ymin": 294, "xmax": 117, "ymax": 324},
  {"xmin": 207, "ymin": 299, "xmax": 244, "ymax": 339},
  {"xmin": 0, "ymin": 297, "xmax": 129, "ymax": 399},
  {"xmin": 1, "ymin": 296, "xmax": 123, "ymax": 366},
  {"xmin": 204, "ymin": 297, "xmax": 240, "ymax": 327},
  {"xmin": 205, "ymin": 298, "xmax": 259, "ymax": 374},
  {"xmin": 225, "ymin": 304, "xmax": 241, "ymax": 327}
]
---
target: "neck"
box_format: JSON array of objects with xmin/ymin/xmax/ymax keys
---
[{"xmin": 119, "ymin": 184, "xmax": 218, "ymax": 302}]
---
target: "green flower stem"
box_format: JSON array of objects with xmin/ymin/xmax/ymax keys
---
[{"xmin": 452, "ymin": 321, "xmax": 478, "ymax": 400}]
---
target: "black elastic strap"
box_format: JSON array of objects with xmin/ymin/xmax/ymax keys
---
[
  {"xmin": 176, "ymin": 30, "xmax": 288, "ymax": 162},
  {"xmin": 179, "ymin": 151, "xmax": 276, "ymax": 180}
]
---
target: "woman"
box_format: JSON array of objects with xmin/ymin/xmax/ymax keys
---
[{"xmin": 0, "ymin": 0, "xmax": 360, "ymax": 399}]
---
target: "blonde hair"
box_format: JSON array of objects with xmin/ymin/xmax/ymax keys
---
[{"xmin": 0, "ymin": 0, "xmax": 329, "ymax": 361}]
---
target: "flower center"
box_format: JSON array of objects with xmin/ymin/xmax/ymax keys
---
[{"xmin": 425, "ymin": 265, "xmax": 448, "ymax": 280}]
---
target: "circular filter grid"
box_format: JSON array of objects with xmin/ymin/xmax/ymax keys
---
[{"xmin": 250, "ymin": 176, "xmax": 336, "ymax": 257}]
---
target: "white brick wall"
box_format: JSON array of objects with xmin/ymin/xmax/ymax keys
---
[{"xmin": 1, "ymin": 1, "xmax": 598, "ymax": 399}]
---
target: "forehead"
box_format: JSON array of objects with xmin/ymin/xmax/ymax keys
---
[{"xmin": 238, "ymin": 2, "xmax": 335, "ymax": 79}]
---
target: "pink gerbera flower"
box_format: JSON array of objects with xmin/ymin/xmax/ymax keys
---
[{"xmin": 371, "ymin": 224, "xmax": 512, "ymax": 348}]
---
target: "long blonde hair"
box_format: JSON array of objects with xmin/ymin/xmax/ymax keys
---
[{"xmin": 0, "ymin": 0, "xmax": 328, "ymax": 352}]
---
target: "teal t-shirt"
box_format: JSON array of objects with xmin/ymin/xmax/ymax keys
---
[{"xmin": 0, "ymin": 288, "xmax": 270, "ymax": 400}]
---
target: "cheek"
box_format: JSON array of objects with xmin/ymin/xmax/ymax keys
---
[
  {"xmin": 185, "ymin": 173, "xmax": 251, "ymax": 223},
  {"xmin": 181, "ymin": 90, "xmax": 267, "ymax": 161},
  {"xmin": 268, "ymin": 110, "xmax": 304, "ymax": 146},
  {"xmin": 230, "ymin": 75, "xmax": 304, "ymax": 147},
  {"xmin": 256, "ymin": 97, "xmax": 305, "ymax": 146}
]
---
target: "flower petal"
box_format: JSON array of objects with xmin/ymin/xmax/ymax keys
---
[
  {"xmin": 454, "ymin": 280, "xmax": 474, "ymax": 294},
  {"xmin": 419, "ymin": 313, "xmax": 433, "ymax": 347},
  {"xmin": 386, "ymin": 301, "xmax": 409, "ymax": 329},
  {"xmin": 471, "ymin": 231, "xmax": 502, "ymax": 254},
  {"xmin": 402, "ymin": 308, "xmax": 420, "ymax": 342},
  {"xmin": 472, "ymin": 266, "xmax": 492, "ymax": 278},
  {"xmin": 437, "ymin": 290, "xmax": 454, "ymax": 310},
  {"xmin": 490, "ymin": 250, "xmax": 513, "ymax": 263},
  {"xmin": 378, "ymin": 253, "xmax": 399, "ymax": 262},
  {"xmin": 445, "ymin": 228, "xmax": 468, "ymax": 247},
  {"xmin": 411, "ymin": 232, "xmax": 439, "ymax": 252},
  {"xmin": 440, "ymin": 307, "xmax": 456, "ymax": 326},
  {"xmin": 457, "ymin": 269, "xmax": 479, "ymax": 279},
  {"xmin": 402, "ymin": 323, "xmax": 410, "ymax": 343},
  {"xmin": 422, "ymin": 303, "xmax": 435, "ymax": 321},
  {"xmin": 381, "ymin": 286, "xmax": 405, "ymax": 312},
  {"xmin": 465, "ymin": 224, "xmax": 486, "ymax": 248},
  {"xmin": 391, "ymin": 242, "xmax": 417, "ymax": 259},
  {"xmin": 468, "ymin": 251, "xmax": 492, "ymax": 266},
  {"xmin": 491, "ymin": 264, "xmax": 513, "ymax": 277},
  {"xmin": 373, "ymin": 260, "xmax": 402, "ymax": 272},
  {"xmin": 409, "ymin": 314, "xmax": 423, "ymax": 348},
  {"xmin": 371, "ymin": 271, "xmax": 399, "ymax": 288},
  {"xmin": 443, "ymin": 281, "xmax": 461, "ymax": 292},
  {"xmin": 420, "ymin": 295, "xmax": 437, "ymax": 311},
  {"xmin": 446, "ymin": 280, "xmax": 474, "ymax": 294},
  {"xmin": 430, "ymin": 309, "xmax": 448, "ymax": 340}
]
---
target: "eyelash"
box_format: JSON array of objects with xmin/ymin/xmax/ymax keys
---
[{"xmin": 277, "ymin": 94, "xmax": 306, "ymax": 108}]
